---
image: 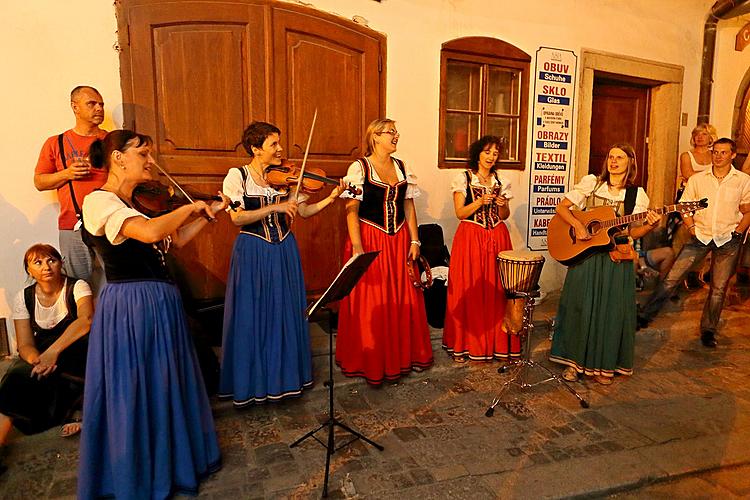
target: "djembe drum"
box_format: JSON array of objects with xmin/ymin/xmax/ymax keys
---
[
  {"xmin": 497, "ymin": 250, "xmax": 544, "ymax": 334},
  {"xmin": 486, "ymin": 250, "xmax": 589, "ymax": 416}
]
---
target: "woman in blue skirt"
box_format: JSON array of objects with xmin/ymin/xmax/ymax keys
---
[
  {"xmin": 78, "ymin": 130, "xmax": 227, "ymax": 499},
  {"xmin": 219, "ymin": 121, "xmax": 345, "ymax": 406}
]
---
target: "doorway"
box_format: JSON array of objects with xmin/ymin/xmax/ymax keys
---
[{"xmin": 589, "ymin": 78, "xmax": 650, "ymax": 188}]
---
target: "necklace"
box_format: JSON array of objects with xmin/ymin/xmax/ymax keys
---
[{"xmin": 476, "ymin": 170, "xmax": 492, "ymax": 185}]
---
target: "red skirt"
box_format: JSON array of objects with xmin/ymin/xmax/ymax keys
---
[
  {"xmin": 336, "ymin": 223, "xmax": 433, "ymax": 384},
  {"xmin": 443, "ymin": 221, "xmax": 520, "ymax": 360}
]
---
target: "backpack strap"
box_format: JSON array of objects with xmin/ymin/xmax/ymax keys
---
[{"xmin": 58, "ymin": 133, "xmax": 82, "ymax": 221}]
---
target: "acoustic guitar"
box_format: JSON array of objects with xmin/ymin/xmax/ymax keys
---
[{"xmin": 547, "ymin": 199, "xmax": 708, "ymax": 265}]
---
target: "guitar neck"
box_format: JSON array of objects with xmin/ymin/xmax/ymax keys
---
[{"xmin": 603, "ymin": 204, "xmax": 678, "ymax": 229}]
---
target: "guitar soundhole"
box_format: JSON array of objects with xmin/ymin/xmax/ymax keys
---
[{"xmin": 588, "ymin": 221, "xmax": 601, "ymax": 236}]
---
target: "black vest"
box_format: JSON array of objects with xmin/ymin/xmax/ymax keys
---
[
  {"xmin": 463, "ymin": 170, "xmax": 505, "ymax": 229},
  {"xmin": 357, "ymin": 157, "xmax": 408, "ymax": 234},
  {"xmin": 237, "ymin": 166, "xmax": 291, "ymax": 243}
]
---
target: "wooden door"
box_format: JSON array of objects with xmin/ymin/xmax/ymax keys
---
[
  {"xmin": 589, "ymin": 80, "xmax": 650, "ymax": 188},
  {"xmin": 117, "ymin": 0, "xmax": 385, "ymax": 300}
]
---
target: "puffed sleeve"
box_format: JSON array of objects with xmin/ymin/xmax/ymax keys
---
[
  {"xmin": 12, "ymin": 289, "xmax": 29, "ymax": 321},
  {"xmin": 633, "ymin": 187, "xmax": 650, "ymax": 215},
  {"xmin": 222, "ymin": 167, "xmax": 245, "ymax": 205},
  {"xmin": 72, "ymin": 280, "xmax": 93, "ymax": 302},
  {"xmin": 450, "ymin": 171, "xmax": 468, "ymax": 194},
  {"xmin": 340, "ymin": 161, "xmax": 365, "ymax": 201},
  {"xmin": 564, "ymin": 174, "xmax": 599, "ymax": 210},
  {"xmin": 496, "ymin": 174, "xmax": 514, "ymax": 200},
  {"xmin": 82, "ymin": 191, "xmax": 145, "ymax": 245},
  {"xmin": 404, "ymin": 165, "xmax": 421, "ymax": 200}
]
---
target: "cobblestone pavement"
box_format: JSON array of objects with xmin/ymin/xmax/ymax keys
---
[{"xmin": 0, "ymin": 282, "xmax": 749, "ymax": 499}]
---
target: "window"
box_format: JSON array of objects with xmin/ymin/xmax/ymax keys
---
[{"xmin": 438, "ymin": 37, "xmax": 530, "ymax": 169}]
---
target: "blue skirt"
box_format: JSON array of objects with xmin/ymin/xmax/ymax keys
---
[
  {"xmin": 78, "ymin": 281, "xmax": 221, "ymax": 500},
  {"xmin": 219, "ymin": 233, "xmax": 312, "ymax": 406}
]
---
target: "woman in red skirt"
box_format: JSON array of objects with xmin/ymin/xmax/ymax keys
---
[
  {"xmin": 336, "ymin": 118, "xmax": 432, "ymax": 384},
  {"xmin": 443, "ymin": 135, "xmax": 519, "ymax": 362}
]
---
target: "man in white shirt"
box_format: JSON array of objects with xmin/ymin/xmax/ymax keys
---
[{"xmin": 639, "ymin": 138, "xmax": 750, "ymax": 347}]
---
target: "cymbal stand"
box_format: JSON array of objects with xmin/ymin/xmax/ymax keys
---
[{"xmin": 485, "ymin": 290, "xmax": 589, "ymax": 416}]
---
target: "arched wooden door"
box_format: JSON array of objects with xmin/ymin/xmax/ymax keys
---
[{"xmin": 116, "ymin": 0, "xmax": 386, "ymax": 300}]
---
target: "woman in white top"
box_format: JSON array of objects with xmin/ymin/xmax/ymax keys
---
[
  {"xmin": 0, "ymin": 244, "xmax": 92, "ymax": 456},
  {"xmin": 550, "ymin": 144, "xmax": 661, "ymax": 385}
]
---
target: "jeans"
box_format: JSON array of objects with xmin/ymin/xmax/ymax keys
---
[
  {"xmin": 640, "ymin": 233, "xmax": 742, "ymax": 333},
  {"xmin": 59, "ymin": 229, "xmax": 105, "ymax": 293}
]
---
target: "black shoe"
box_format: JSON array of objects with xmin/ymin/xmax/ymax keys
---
[{"xmin": 701, "ymin": 331, "xmax": 717, "ymax": 348}]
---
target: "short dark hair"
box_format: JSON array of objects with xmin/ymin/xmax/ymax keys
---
[
  {"xmin": 89, "ymin": 129, "xmax": 153, "ymax": 170},
  {"xmin": 70, "ymin": 86, "xmax": 101, "ymax": 101},
  {"xmin": 713, "ymin": 137, "xmax": 736, "ymax": 153},
  {"xmin": 23, "ymin": 244, "xmax": 63, "ymax": 274},
  {"xmin": 467, "ymin": 135, "xmax": 502, "ymax": 172},
  {"xmin": 242, "ymin": 121, "xmax": 281, "ymax": 156}
]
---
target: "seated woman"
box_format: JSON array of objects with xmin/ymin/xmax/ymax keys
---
[{"xmin": 0, "ymin": 244, "xmax": 92, "ymax": 458}]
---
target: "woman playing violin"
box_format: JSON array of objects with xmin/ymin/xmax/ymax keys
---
[
  {"xmin": 219, "ymin": 121, "xmax": 345, "ymax": 406},
  {"xmin": 336, "ymin": 118, "xmax": 432, "ymax": 385},
  {"xmin": 78, "ymin": 130, "xmax": 226, "ymax": 499}
]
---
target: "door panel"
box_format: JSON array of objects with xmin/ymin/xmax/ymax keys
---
[
  {"xmin": 589, "ymin": 81, "xmax": 650, "ymax": 188},
  {"xmin": 119, "ymin": 0, "xmax": 385, "ymax": 300}
]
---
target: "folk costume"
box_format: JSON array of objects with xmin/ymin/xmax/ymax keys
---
[
  {"xmin": 549, "ymin": 174, "xmax": 649, "ymax": 380},
  {"xmin": 442, "ymin": 170, "xmax": 518, "ymax": 361},
  {"xmin": 0, "ymin": 279, "xmax": 89, "ymax": 435},
  {"xmin": 78, "ymin": 191, "xmax": 220, "ymax": 500},
  {"xmin": 336, "ymin": 157, "xmax": 433, "ymax": 384},
  {"xmin": 219, "ymin": 165, "xmax": 312, "ymax": 406}
]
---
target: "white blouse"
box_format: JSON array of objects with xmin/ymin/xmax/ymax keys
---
[
  {"xmin": 13, "ymin": 279, "xmax": 91, "ymax": 330},
  {"xmin": 450, "ymin": 170, "xmax": 514, "ymax": 200},
  {"xmin": 82, "ymin": 190, "xmax": 146, "ymax": 245},
  {"xmin": 223, "ymin": 165, "xmax": 310, "ymax": 205},
  {"xmin": 340, "ymin": 157, "xmax": 420, "ymax": 201},
  {"xmin": 565, "ymin": 174, "xmax": 649, "ymax": 214}
]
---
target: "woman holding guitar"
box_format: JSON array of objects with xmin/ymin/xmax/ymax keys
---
[{"xmin": 549, "ymin": 143, "xmax": 661, "ymax": 385}]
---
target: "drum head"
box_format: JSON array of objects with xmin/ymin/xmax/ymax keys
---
[{"xmin": 497, "ymin": 249, "xmax": 544, "ymax": 263}]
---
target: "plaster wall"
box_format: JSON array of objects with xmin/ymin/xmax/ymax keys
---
[{"xmin": 0, "ymin": 0, "xmax": 719, "ymax": 347}]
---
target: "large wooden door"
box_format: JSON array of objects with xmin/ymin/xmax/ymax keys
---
[
  {"xmin": 117, "ymin": 0, "xmax": 385, "ymax": 299},
  {"xmin": 589, "ymin": 79, "xmax": 650, "ymax": 188}
]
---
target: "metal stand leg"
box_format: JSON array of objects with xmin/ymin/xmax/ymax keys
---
[
  {"xmin": 485, "ymin": 293, "xmax": 589, "ymax": 417},
  {"xmin": 290, "ymin": 310, "xmax": 383, "ymax": 498}
]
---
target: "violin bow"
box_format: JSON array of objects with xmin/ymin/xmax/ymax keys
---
[
  {"xmin": 294, "ymin": 108, "xmax": 318, "ymax": 202},
  {"xmin": 152, "ymin": 162, "xmax": 196, "ymax": 204}
]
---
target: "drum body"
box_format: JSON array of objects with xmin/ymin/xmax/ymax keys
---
[{"xmin": 497, "ymin": 250, "xmax": 545, "ymax": 334}]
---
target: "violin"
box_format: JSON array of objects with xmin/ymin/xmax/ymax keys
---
[
  {"xmin": 132, "ymin": 180, "xmax": 239, "ymax": 219},
  {"xmin": 264, "ymin": 161, "xmax": 361, "ymax": 196}
]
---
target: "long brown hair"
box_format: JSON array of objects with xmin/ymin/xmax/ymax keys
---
[{"xmin": 599, "ymin": 143, "xmax": 638, "ymax": 187}]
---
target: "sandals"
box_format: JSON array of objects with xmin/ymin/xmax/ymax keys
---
[
  {"xmin": 561, "ymin": 367, "xmax": 578, "ymax": 382},
  {"xmin": 593, "ymin": 375, "xmax": 613, "ymax": 386},
  {"xmin": 60, "ymin": 420, "xmax": 82, "ymax": 438},
  {"xmin": 452, "ymin": 356, "xmax": 467, "ymax": 364}
]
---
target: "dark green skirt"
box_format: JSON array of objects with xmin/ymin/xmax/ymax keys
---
[{"xmin": 549, "ymin": 252, "xmax": 636, "ymax": 377}]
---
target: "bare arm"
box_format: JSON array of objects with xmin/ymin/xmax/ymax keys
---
[
  {"xmin": 679, "ymin": 152, "xmax": 696, "ymax": 180},
  {"xmin": 229, "ymin": 200, "xmax": 298, "ymax": 227},
  {"xmin": 120, "ymin": 202, "xmax": 213, "ymax": 244},
  {"xmin": 297, "ymin": 181, "xmax": 345, "ymax": 218},
  {"xmin": 345, "ymin": 199, "xmax": 364, "ymax": 255},
  {"xmin": 737, "ymin": 203, "xmax": 750, "ymax": 233},
  {"xmin": 629, "ymin": 210, "xmax": 661, "ymax": 240},
  {"xmin": 34, "ymin": 294, "xmax": 93, "ymax": 378},
  {"xmin": 555, "ymin": 198, "xmax": 590, "ymax": 240},
  {"xmin": 171, "ymin": 194, "xmax": 231, "ymax": 248},
  {"xmin": 14, "ymin": 318, "xmax": 40, "ymax": 365},
  {"xmin": 34, "ymin": 159, "xmax": 92, "ymax": 191},
  {"xmin": 404, "ymin": 198, "xmax": 420, "ymax": 260}
]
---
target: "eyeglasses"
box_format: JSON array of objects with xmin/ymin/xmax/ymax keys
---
[{"xmin": 377, "ymin": 130, "xmax": 399, "ymax": 136}]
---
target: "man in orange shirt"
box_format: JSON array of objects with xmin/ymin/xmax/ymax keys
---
[{"xmin": 34, "ymin": 86, "xmax": 108, "ymax": 287}]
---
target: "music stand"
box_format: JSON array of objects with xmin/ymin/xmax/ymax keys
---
[{"xmin": 290, "ymin": 251, "xmax": 384, "ymax": 498}]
